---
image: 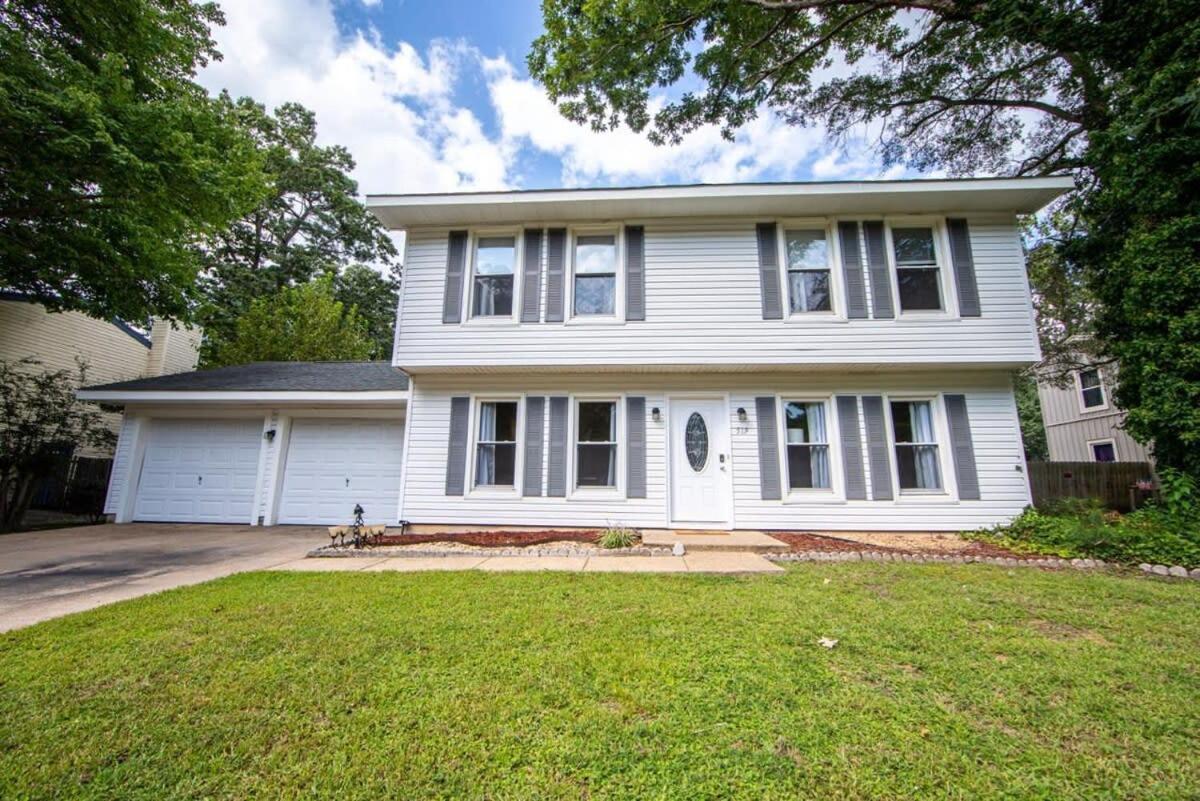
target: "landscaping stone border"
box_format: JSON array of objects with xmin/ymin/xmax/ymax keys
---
[
  {"xmin": 766, "ymin": 550, "xmax": 1200, "ymax": 579},
  {"xmin": 308, "ymin": 545, "xmax": 673, "ymax": 559}
]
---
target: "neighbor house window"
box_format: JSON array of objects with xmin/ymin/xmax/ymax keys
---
[
  {"xmin": 890, "ymin": 400, "xmax": 942, "ymax": 491},
  {"xmin": 573, "ymin": 234, "xmax": 617, "ymax": 315},
  {"xmin": 785, "ymin": 229, "xmax": 832, "ymax": 313},
  {"xmin": 1078, "ymin": 368, "xmax": 1106, "ymax": 409},
  {"xmin": 472, "ymin": 236, "xmax": 516, "ymax": 317},
  {"xmin": 1090, "ymin": 440, "xmax": 1117, "ymax": 462},
  {"xmin": 891, "ymin": 227, "xmax": 942, "ymax": 311},
  {"xmin": 576, "ymin": 401, "xmax": 617, "ymax": 487},
  {"xmin": 475, "ymin": 401, "xmax": 518, "ymax": 487},
  {"xmin": 784, "ymin": 401, "xmax": 831, "ymax": 489}
]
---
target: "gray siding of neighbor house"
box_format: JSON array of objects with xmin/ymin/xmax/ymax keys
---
[{"xmin": 1037, "ymin": 372, "xmax": 1152, "ymax": 462}]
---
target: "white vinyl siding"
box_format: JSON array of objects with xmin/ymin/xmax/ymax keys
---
[
  {"xmin": 401, "ymin": 370, "xmax": 1031, "ymax": 532},
  {"xmin": 396, "ymin": 215, "xmax": 1037, "ymax": 369}
]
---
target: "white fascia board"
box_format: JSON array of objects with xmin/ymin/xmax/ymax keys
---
[
  {"xmin": 366, "ymin": 177, "xmax": 1075, "ymax": 229},
  {"xmin": 76, "ymin": 389, "xmax": 410, "ymax": 405}
]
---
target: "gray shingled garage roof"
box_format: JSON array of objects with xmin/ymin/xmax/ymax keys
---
[{"xmin": 82, "ymin": 361, "xmax": 409, "ymax": 393}]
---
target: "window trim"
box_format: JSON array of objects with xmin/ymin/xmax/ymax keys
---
[
  {"xmin": 465, "ymin": 228, "xmax": 522, "ymax": 324},
  {"xmin": 883, "ymin": 217, "xmax": 958, "ymax": 318},
  {"xmin": 566, "ymin": 225, "xmax": 624, "ymax": 324},
  {"xmin": 1075, "ymin": 367, "xmax": 1109, "ymax": 413},
  {"xmin": 883, "ymin": 393, "xmax": 956, "ymax": 498},
  {"xmin": 568, "ymin": 394, "xmax": 625, "ymax": 497},
  {"xmin": 1087, "ymin": 437, "xmax": 1118, "ymax": 463},
  {"xmin": 466, "ymin": 395, "xmax": 524, "ymax": 497},
  {"xmin": 774, "ymin": 395, "xmax": 844, "ymax": 501},
  {"xmin": 776, "ymin": 219, "xmax": 844, "ymax": 321}
]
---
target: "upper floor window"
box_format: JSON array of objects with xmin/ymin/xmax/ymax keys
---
[
  {"xmin": 475, "ymin": 401, "xmax": 518, "ymax": 487},
  {"xmin": 785, "ymin": 230, "xmax": 832, "ymax": 314},
  {"xmin": 1090, "ymin": 439, "xmax": 1117, "ymax": 462},
  {"xmin": 1078, "ymin": 368, "xmax": 1106, "ymax": 410},
  {"xmin": 890, "ymin": 399, "xmax": 942, "ymax": 491},
  {"xmin": 576, "ymin": 400, "xmax": 617, "ymax": 487},
  {"xmin": 891, "ymin": 227, "xmax": 942, "ymax": 311},
  {"xmin": 472, "ymin": 236, "xmax": 516, "ymax": 318},
  {"xmin": 573, "ymin": 234, "xmax": 617, "ymax": 316},
  {"xmin": 784, "ymin": 400, "xmax": 831, "ymax": 489}
]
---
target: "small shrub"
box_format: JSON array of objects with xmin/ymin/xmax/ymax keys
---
[{"xmin": 598, "ymin": 524, "xmax": 637, "ymax": 549}]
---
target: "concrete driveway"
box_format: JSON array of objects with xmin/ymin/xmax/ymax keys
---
[{"xmin": 0, "ymin": 524, "xmax": 325, "ymax": 632}]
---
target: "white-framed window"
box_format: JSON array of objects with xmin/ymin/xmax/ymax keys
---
[
  {"xmin": 1077, "ymin": 368, "xmax": 1107, "ymax": 411},
  {"xmin": 1089, "ymin": 438, "xmax": 1117, "ymax": 463},
  {"xmin": 783, "ymin": 228, "xmax": 834, "ymax": 314},
  {"xmin": 473, "ymin": 399, "xmax": 519, "ymax": 488},
  {"xmin": 575, "ymin": 399, "xmax": 618, "ymax": 488},
  {"xmin": 470, "ymin": 234, "xmax": 517, "ymax": 319},
  {"xmin": 889, "ymin": 399, "xmax": 943, "ymax": 491},
  {"xmin": 571, "ymin": 231, "xmax": 619, "ymax": 317},
  {"xmin": 782, "ymin": 400, "xmax": 833, "ymax": 490},
  {"xmin": 889, "ymin": 224, "xmax": 944, "ymax": 312}
]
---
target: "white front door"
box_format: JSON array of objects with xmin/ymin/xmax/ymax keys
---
[
  {"xmin": 133, "ymin": 418, "xmax": 262, "ymax": 523},
  {"xmin": 277, "ymin": 418, "xmax": 405, "ymax": 525},
  {"xmin": 669, "ymin": 399, "xmax": 732, "ymax": 526}
]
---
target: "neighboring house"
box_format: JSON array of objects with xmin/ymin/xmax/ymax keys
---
[
  {"xmin": 1036, "ymin": 361, "xmax": 1152, "ymax": 463},
  {"xmin": 80, "ymin": 177, "xmax": 1073, "ymax": 532},
  {"xmin": 1, "ymin": 293, "xmax": 201, "ymax": 456}
]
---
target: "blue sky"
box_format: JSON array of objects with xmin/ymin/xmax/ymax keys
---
[{"xmin": 198, "ymin": 0, "xmax": 906, "ymax": 196}]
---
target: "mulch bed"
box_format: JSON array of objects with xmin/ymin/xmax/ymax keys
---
[
  {"xmin": 375, "ymin": 530, "xmax": 601, "ymax": 548},
  {"xmin": 773, "ymin": 532, "xmax": 1022, "ymax": 558}
]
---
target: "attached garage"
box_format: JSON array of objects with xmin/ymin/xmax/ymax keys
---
[
  {"xmin": 133, "ymin": 418, "xmax": 262, "ymax": 523},
  {"xmin": 277, "ymin": 418, "xmax": 405, "ymax": 525}
]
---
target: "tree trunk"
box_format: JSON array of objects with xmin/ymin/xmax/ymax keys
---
[{"xmin": 0, "ymin": 470, "xmax": 37, "ymax": 533}]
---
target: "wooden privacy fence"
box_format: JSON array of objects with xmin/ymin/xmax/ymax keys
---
[{"xmin": 1027, "ymin": 461, "xmax": 1156, "ymax": 512}]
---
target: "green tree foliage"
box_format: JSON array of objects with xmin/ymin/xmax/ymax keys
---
[
  {"xmin": 330, "ymin": 264, "xmax": 401, "ymax": 361},
  {"xmin": 0, "ymin": 0, "xmax": 266, "ymax": 322},
  {"xmin": 198, "ymin": 99, "xmax": 398, "ymax": 364},
  {"xmin": 1013, "ymin": 372, "xmax": 1048, "ymax": 462},
  {"xmin": 530, "ymin": 0, "xmax": 1200, "ymax": 478},
  {"xmin": 207, "ymin": 276, "xmax": 374, "ymax": 367},
  {"xmin": 0, "ymin": 359, "xmax": 114, "ymax": 532}
]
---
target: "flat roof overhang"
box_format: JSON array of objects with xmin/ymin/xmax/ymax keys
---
[
  {"xmin": 367, "ymin": 177, "xmax": 1075, "ymax": 229},
  {"xmin": 76, "ymin": 390, "xmax": 410, "ymax": 406}
]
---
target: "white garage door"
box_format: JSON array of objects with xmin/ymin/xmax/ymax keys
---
[
  {"xmin": 134, "ymin": 418, "xmax": 262, "ymax": 523},
  {"xmin": 277, "ymin": 418, "xmax": 405, "ymax": 525}
]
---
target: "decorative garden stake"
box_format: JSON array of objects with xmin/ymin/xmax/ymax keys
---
[{"xmin": 351, "ymin": 504, "xmax": 365, "ymax": 549}]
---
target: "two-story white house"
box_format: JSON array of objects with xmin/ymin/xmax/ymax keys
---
[{"xmin": 80, "ymin": 177, "xmax": 1072, "ymax": 533}]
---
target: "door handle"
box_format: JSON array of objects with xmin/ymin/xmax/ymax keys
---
[
  {"xmin": 197, "ymin": 475, "xmax": 203, "ymax": 485},
  {"xmin": 719, "ymin": 454, "xmax": 726, "ymax": 464},
  {"xmin": 345, "ymin": 477, "xmax": 350, "ymax": 488}
]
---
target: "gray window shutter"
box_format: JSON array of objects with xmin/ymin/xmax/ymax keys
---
[
  {"xmin": 944, "ymin": 394, "xmax": 981, "ymax": 500},
  {"xmin": 522, "ymin": 396, "xmax": 545, "ymax": 496},
  {"xmin": 755, "ymin": 223, "xmax": 784, "ymax": 320},
  {"xmin": 624, "ymin": 225, "xmax": 645, "ymax": 321},
  {"xmin": 838, "ymin": 221, "xmax": 868, "ymax": 319},
  {"xmin": 520, "ymin": 229, "xmax": 543, "ymax": 323},
  {"xmin": 947, "ymin": 219, "xmax": 981, "ymax": 317},
  {"xmin": 545, "ymin": 228, "xmax": 567, "ymax": 323},
  {"xmin": 442, "ymin": 231, "xmax": 468, "ymax": 324},
  {"xmin": 862, "ymin": 221, "xmax": 894, "ymax": 319},
  {"xmin": 861, "ymin": 395, "xmax": 894, "ymax": 501},
  {"xmin": 445, "ymin": 396, "xmax": 470, "ymax": 495},
  {"xmin": 626, "ymin": 396, "xmax": 647, "ymax": 498},
  {"xmin": 836, "ymin": 395, "xmax": 867, "ymax": 500},
  {"xmin": 755, "ymin": 396, "xmax": 782, "ymax": 500},
  {"xmin": 547, "ymin": 395, "xmax": 568, "ymax": 497}
]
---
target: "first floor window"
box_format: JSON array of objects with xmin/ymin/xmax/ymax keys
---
[
  {"xmin": 892, "ymin": 227, "xmax": 942, "ymax": 311},
  {"xmin": 1091, "ymin": 440, "xmax": 1117, "ymax": 462},
  {"xmin": 785, "ymin": 229, "xmax": 832, "ymax": 313},
  {"xmin": 472, "ymin": 236, "xmax": 516, "ymax": 317},
  {"xmin": 890, "ymin": 400, "xmax": 942, "ymax": 490},
  {"xmin": 784, "ymin": 401, "xmax": 831, "ymax": 489},
  {"xmin": 475, "ymin": 401, "xmax": 518, "ymax": 486},
  {"xmin": 1078, "ymin": 368, "xmax": 1106, "ymax": 409},
  {"xmin": 576, "ymin": 401, "xmax": 617, "ymax": 487},
  {"xmin": 573, "ymin": 234, "xmax": 617, "ymax": 315}
]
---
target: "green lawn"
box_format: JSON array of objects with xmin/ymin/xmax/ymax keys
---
[{"xmin": 1, "ymin": 566, "xmax": 1198, "ymax": 800}]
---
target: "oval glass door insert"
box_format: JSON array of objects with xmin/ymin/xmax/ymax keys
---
[{"xmin": 685, "ymin": 412, "xmax": 709, "ymax": 472}]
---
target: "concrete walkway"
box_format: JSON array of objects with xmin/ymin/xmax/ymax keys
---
[{"xmin": 273, "ymin": 552, "xmax": 784, "ymax": 574}]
